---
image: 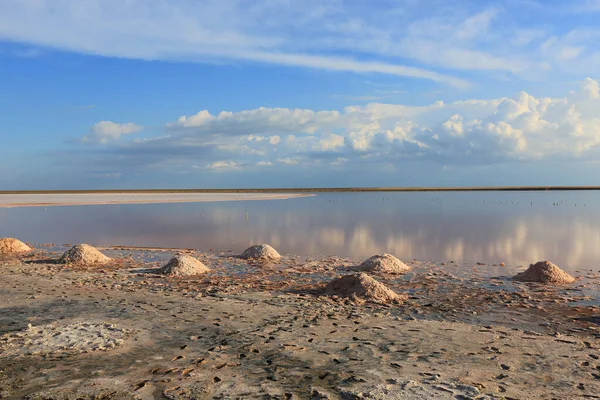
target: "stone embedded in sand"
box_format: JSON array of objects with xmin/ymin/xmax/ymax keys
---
[
  {"xmin": 513, "ymin": 261, "xmax": 575, "ymax": 284},
  {"xmin": 0, "ymin": 237, "xmax": 32, "ymax": 256},
  {"xmin": 240, "ymin": 244, "xmax": 281, "ymax": 261},
  {"xmin": 158, "ymin": 254, "xmax": 210, "ymax": 276},
  {"xmin": 59, "ymin": 244, "xmax": 111, "ymax": 265},
  {"xmin": 325, "ymin": 273, "xmax": 407, "ymax": 304},
  {"xmin": 358, "ymin": 253, "xmax": 411, "ymax": 274}
]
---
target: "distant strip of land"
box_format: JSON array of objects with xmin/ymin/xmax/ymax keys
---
[
  {"xmin": 2, "ymin": 186, "xmax": 600, "ymax": 195},
  {"xmin": 0, "ymin": 193, "xmax": 311, "ymax": 208}
]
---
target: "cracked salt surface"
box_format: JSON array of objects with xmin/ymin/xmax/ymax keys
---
[{"xmin": 0, "ymin": 322, "xmax": 133, "ymax": 358}]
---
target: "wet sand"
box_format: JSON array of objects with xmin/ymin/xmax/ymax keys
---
[
  {"xmin": 1, "ymin": 246, "xmax": 600, "ymax": 399},
  {"xmin": 0, "ymin": 193, "xmax": 311, "ymax": 208}
]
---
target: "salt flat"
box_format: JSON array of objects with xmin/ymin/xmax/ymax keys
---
[
  {"xmin": 0, "ymin": 192, "xmax": 310, "ymax": 208},
  {"xmin": 1, "ymin": 247, "xmax": 599, "ymax": 399}
]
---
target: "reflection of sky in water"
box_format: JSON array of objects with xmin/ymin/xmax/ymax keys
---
[{"xmin": 1, "ymin": 191, "xmax": 600, "ymax": 272}]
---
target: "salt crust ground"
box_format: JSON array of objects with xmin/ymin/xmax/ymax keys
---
[
  {"xmin": 1, "ymin": 253, "xmax": 599, "ymax": 399},
  {"xmin": 338, "ymin": 381, "xmax": 494, "ymax": 399},
  {"xmin": 160, "ymin": 379, "xmax": 491, "ymax": 400},
  {"xmin": 513, "ymin": 260, "xmax": 576, "ymax": 283},
  {"xmin": 240, "ymin": 244, "xmax": 282, "ymax": 261},
  {"xmin": 0, "ymin": 322, "xmax": 132, "ymax": 358},
  {"xmin": 0, "ymin": 237, "xmax": 31, "ymax": 256},
  {"xmin": 158, "ymin": 254, "xmax": 210, "ymax": 276},
  {"xmin": 325, "ymin": 272, "xmax": 407, "ymax": 304},
  {"xmin": 59, "ymin": 244, "xmax": 111, "ymax": 265},
  {"xmin": 357, "ymin": 253, "xmax": 411, "ymax": 274}
]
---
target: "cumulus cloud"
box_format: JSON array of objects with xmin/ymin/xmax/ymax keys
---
[
  {"xmin": 277, "ymin": 158, "xmax": 300, "ymax": 166},
  {"xmin": 314, "ymin": 134, "xmax": 345, "ymax": 151},
  {"xmin": 202, "ymin": 161, "xmax": 241, "ymax": 171},
  {"xmin": 170, "ymin": 107, "xmax": 341, "ymax": 135},
  {"xmin": 81, "ymin": 121, "xmax": 142, "ymax": 144},
  {"xmin": 67, "ymin": 79, "xmax": 600, "ymax": 175}
]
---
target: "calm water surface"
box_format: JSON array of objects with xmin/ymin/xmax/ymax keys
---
[{"xmin": 1, "ymin": 191, "xmax": 600, "ymax": 272}]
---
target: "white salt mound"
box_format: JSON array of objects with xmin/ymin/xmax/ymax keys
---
[
  {"xmin": 513, "ymin": 261, "xmax": 575, "ymax": 284},
  {"xmin": 159, "ymin": 254, "xmax": 210, "ymax": 276},
  {"xmin": 240, "ymin": 244, "xmax": 281, "ymax": 261},
  {"xmin": 59, "ymin": 244, "xmax": 111, "ymax": 265},
  {"xmin": 325, "ymin": 273, "xmax": 407, "ymax": 304},
  {"xmin": 358, "ymin": 253, "xmax": 411, "ymax": 274},
  {"xmin": 0, "ymin": 237, "xmax": 32, "ymax": 256}
]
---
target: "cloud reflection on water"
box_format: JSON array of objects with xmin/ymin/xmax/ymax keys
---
[{"xmin": 1, "ymin": 192, "xmax": 600, "ymax": 272}]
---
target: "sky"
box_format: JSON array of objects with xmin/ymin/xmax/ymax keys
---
[{"xmin": 2, "ymin": 0, "xmax": 600, "ymax": 189}]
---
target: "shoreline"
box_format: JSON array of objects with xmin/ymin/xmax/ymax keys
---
[
  {"xmin": 1, "ymin": 245, "xmax": 599, "ymax": 398},
  {"xmin": 3, "ymin": 185, "xmax": 600, "ymax": 195},
  {"xmin": 0, "ymin": 193, "xmax": 312, "ymax": 208}
]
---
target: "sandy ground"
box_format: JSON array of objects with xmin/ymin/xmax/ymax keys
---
[
  {"xmin": 1, "ymin": 247, "xmax": 600, "ymax": 399},
  {"xmin": 0, "ymin": 193, "xmax": 311, "ymax": 208}
]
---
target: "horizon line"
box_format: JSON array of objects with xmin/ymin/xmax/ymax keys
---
[{"xmin": 2, "ymin": 186, "xmax": 600, "ymax": 194}]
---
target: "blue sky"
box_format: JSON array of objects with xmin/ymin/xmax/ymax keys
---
[{"xmin": 2, "ymin": 0, "xmax": 600, "ymax": 189}]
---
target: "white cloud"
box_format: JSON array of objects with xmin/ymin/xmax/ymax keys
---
[
  {"xmin": 81, "ymin": 121, "xmax": 142, "ymax": 144},
  {"xmin": 69, "ymin": 79, "xmax": 600, "ymax": 176},
  {"xmin": 0, "ymin": 0, "xmax": 469, "ymax": 87},
  {"xmin": 277, "ymin": 158, "xmax": 299, "ymax": 166},
  {"xmin": 582, "ymin": 77, "xmax": 600, "ymax": 98},
  {"xmin": 204, "ymin": 161, "xmax": 241, "ymax": 171},
  {"xmin": 314, "ymin": 134, "xmax": 345, "ymax": 151},
  {"xmin": 511, "ymin": 29, "xmax": 545, "ymax": 47},
  {"xmin": 92, "ymin": 172, "xmax": 122, "ymax": 179},
  {"xmin": 6, "ymin": 0, "xmax": 600, "ymax": 86},
  {"xmin": 236, "ymin": 51, "xmax": 469, "ymax": 87},
  {"xmin": 573, "ymin": 0, "xmax": 600, "ymax": 12},
  {"xmin": 454, "ymin": 9, "xmax": 496, "ymax": 41},
  {"xmin": 442, "ymin": 115, "xmax": 465, "ymax": 137},
  {"xmin": 171, "ymin": 107, "xmax": 342, "ymax": 135},
  {"xmin": 392, "ymin": 10, "xmax": 543, "ymax": 75},
  {"xmin": 160, "ymin": 78, "xmax": 600, "ymax": 166}
]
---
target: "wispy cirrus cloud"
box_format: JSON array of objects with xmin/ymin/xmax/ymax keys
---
[
  {"xmin": 5, "ymin": 1, "xmax": 599, "ymax": 88},
  {"xmin": 572, "ymin": 0, "xmax": 600, "ymax": 12},
  {"xmin": 0, "ymin": 0, "xmax": 471, "ymax": 87}
]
